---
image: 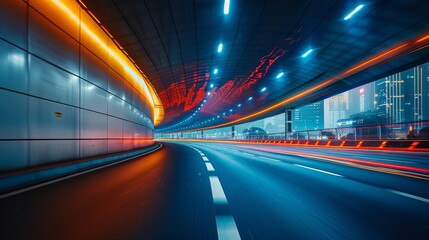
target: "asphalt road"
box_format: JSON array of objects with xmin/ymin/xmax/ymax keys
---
[{"xmin": 1, "ymin": 142, "xmax": 429, "ymax": 239}]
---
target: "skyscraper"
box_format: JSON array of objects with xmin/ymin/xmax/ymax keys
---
[
  {"xmin": 423, "ymin": 62, "xmax": 429, "ymax": 121},
  {"xmin": 375, "ymin": 73, "xmax": 405, "ymax": 124},
  {"xmin": 324, "ymin": 93, "xmax": 348, "ymax": 128},
  {"xmin": 293, "ymin": 102, "xmax": 324, "ymax": 131},
  {"xmin": 375, "ymin": 64, "xmax": 429, "ymax": 125},
  {"xmin": 348, "ymin": 82, "xmax": 375, "ymax": 114}
]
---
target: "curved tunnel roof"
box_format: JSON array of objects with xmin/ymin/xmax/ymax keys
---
[{"xmin": 82, "ymin": 0, "xmax": 429, "ymax": 132}]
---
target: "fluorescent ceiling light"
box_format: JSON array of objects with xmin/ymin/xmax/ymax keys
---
[
  {"xmin": 344, "ymin": 4, "xmax": 364, "ymax": 20},
  {"xmin": 276, "ymin": 72, "xmax": 284, "ymax": 78},
  {"xmin": 237, "ymin": 104, "xmax": 241, "ymax": 107},
  {"xmin": 224, "ymin": 0, "xmax": 230, "ymax": 14},
  {"xmin": 210, "ymin": 84, "xmax": 214, "ymax": 88},
  {"xmin": 213, "ymin": 68, "xmax": 219, "ymax": 74},
  {"xmin": 217, "ymin": 43, "xmax": 223, "ymax": 53},
  {"xmin": 261, "ymin": 87, "xmax": 267, "ymax": 92},
  {"xmin": 301, "ymin": 49, "xmax": 313, "ymax": 58},
  {"xmin": 248, "ymin": 97, "xmax": 253, "ymax": 100}
]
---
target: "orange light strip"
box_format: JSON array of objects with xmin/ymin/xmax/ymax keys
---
[
  {"xmin": 47, "ymin": 0, "xmax": 164, "ymax": 125},
  {"xmin": 177, "ymin": 32, "xmax": 429, "ymax": 133},
  {"xmin": 341, "ymin": 44, "xmax": 407, "ymax": 75},
  {"xmin": 379, "ymin": 141, "xmax": 388, "ymax": 149},
  {"xmin": 417, "ymin": 34, "xmax": 429, "ymax": 43},
  {"xmin": 408, "ymin": 142, "xmax": 420, "ymax": 150}
]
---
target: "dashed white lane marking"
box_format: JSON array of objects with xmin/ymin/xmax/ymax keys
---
[
  {"xmin": 241, "ymin": 152, "xmax": 255, "ymax": 157},
  {"xmin": 191, "ymin": 146, "xmax": 241, "ymax": 240},
  {"xmin": 389, "ymin": 190, "xmax": 429, "ymax": 204},
  {"xmin": 258, "ymin": 156, "xmax": 281, "ymax": 162},
  {"xmin": 209, "ymin": 176, "xmax": 228, "ymax": 205},
  {"xmin": 294, "ymin": 164, "xmax": 343, "ymax": 177},
  {"xmin": 216, "ymin": 215, "xmax": 241, "ymax": 240},
  {"xmin": 206, "ymin": 162, "xmax": 215, "ymax": 171}
]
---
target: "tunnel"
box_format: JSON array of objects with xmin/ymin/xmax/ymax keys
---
[{"xmin": 1, "ymin": 0, "xmax": 429, "ymax": 239}]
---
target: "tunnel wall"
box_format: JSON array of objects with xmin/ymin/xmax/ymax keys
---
[{"xmin": 0, "ymin": 0, "xmax": 155, "ymax": 172}]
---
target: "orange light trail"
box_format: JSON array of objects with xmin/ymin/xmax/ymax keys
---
[
  {"xmin": 238, "ymin": 145, "xmax": 429, "ymax": 174},
  {"xmin": 416, "ymin": 34, "xmax": 429, "ymax": 43},
  {"xmin": 341, "ymin": 44, "xmax": 407, "ymax": 75}
]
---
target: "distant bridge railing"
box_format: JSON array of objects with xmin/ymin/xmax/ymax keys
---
[
  {"xmin": 237, "ymin": 121, "xmax": 429, "ymax": 141},
  {"xmin": 157, "ymin": 120, "xmax": 429, "ymax": 141}
]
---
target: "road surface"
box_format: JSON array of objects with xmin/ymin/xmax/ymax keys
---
[{"xmin": 1, "ymin": 141, "xmax": 428, "ymax": 239}]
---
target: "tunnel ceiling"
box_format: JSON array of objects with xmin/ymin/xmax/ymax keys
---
[{"xmin": 83, "ymin": 0, "xmax": 429, "ymax": 132}]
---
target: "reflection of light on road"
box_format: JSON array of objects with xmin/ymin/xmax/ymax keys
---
[
  {"xmin": 241, "ymin": 146, "xmax": 429, "ymax": 173},
  {"xmin": 2, "ymin": 146, "xmax": 168, "ymax": 238}
]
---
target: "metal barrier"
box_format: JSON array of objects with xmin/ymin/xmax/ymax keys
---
[{"xmin": 157, "ymin": 120, "xmax": 429, "ymax": 141}]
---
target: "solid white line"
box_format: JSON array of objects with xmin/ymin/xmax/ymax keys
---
[
  {"xmin": 216, "ymin": 215, "xmax": 241, "ymax": 240},
  {"xmin": 389, "ymin": 190, "xmax": 429, "ymax": 204},
  {"xmin": 0, "ymin": 144, "xmax": 163, "ymax": 200},
  {"xmin": 241, "ymin": 152, "xmax": 255, "ymax": 157},
  {"xmin": 202, "ymin": 156, "xmax": 209, "ymax": 162},
  {"xmin": 206, "ymin": 162, "xmax": 215, "ymax": 172},
  {"xmin": 294, "ymin": 164, "xmax": 343, "ymax": 177},
  {"xmin": 209, "ymin": 176, "xmax": 228, "ymax": 204},
  {"xmin": 258, "ymin": 156, "xmax": 281, "ymax": 162}
]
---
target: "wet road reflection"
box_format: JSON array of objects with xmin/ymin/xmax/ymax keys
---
[
  {"xmin": 1, "ymin": 141, "xmax": 429, "ymax": 239},
  {"xmin": 0, "ymin": 143, "xmax": 216, "ymax": 240}
]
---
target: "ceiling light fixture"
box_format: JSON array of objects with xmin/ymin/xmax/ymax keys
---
[
  {"xmin": 213, "ymin": 68, "xmax": 219, "ymax": 74},
  {"xmin": 217, "ymin": 43, "xmax": 223, "ymax": 53},
  {"xmin": 344, "ymin": 4, "xmax": 364, "ymax": 20},
  {"xmin": 276, "ymin": 72, "xmax": 284, "ymax": 78},
  {"xmin": 261, "ymin": 87, "xmax": 267, "ymax": 92},
  {"xmin": 224, "ymin": 0, "xmax": 230, "ymax": 14},
  {"xmin": 301, "ymin": 49, "xmax": 313, "ymax": 58}
]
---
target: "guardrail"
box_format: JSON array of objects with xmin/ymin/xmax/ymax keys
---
[
  {"xmin": 157, "ymin": 138, "xmax": 429, "ymax": 151},
  {"xmin": 161, "ymin": 120, "xmax": 429, "ymax": 141}
]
